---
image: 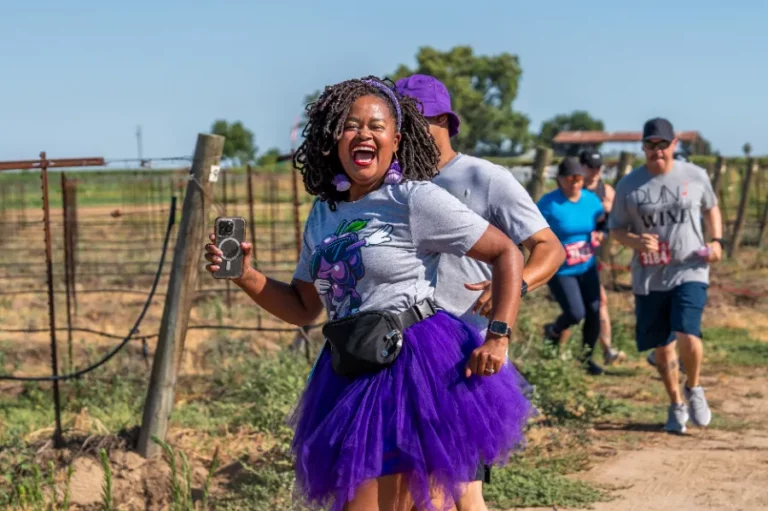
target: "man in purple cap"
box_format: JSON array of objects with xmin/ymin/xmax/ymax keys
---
[{"xmin": 396, "ymin": 74, "xmax": 565, "ymax": 510}]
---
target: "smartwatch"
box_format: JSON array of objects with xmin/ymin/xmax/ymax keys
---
[
  {"xmin": 711, "ymin": 238, "xmax": 724, "ymax": 248},
  {"xmin": 488, "ymin": 320, "xmax": 511, "ymax": 338},
  {"xmin": 521, "ymin": 279, "xmax": 528, "ymax": 297}
]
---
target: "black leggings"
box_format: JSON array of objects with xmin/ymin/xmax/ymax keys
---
[{"xmin": 547, "ymin": 264, "xmax": 601, "ymax": 360}]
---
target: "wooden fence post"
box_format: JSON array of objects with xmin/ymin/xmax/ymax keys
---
[
  {"xmin": 711, "ymin": 155, "xmax": 726, "ymax": 196},
  {"xmin": 728, "ymin": 157, "xmax": 756, "ymax": 259},
  {"xmin": 137, "ymin": 133, "xmax": 224, "ymax": 458},
  {"xmin": 614, "ymin": 151, "xmax": 633, "ymax": 185},
  {"xmin": 603, "ymin": 151, "xmax": 633, "ymax": 288},
  {"xmin": 758, "ymin": 188, "xmax": 768, "ymax": 249},
  {"xmin": 527, "ymin": 147, "xmax": 552, "ymax": 202},
  {"xmin": 61, "ymin": 173, "xmax": 75, "ymax": 374},
  {"xmin": 245, "ymin": 164, "xmax": 258, "ymax": 269},
  {"xmin": 291, "ymin": 166, "xmax": 302, "ymax": 261}
]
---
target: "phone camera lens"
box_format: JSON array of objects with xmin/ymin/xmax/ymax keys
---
[{"xmin": 219, "ymin": 220, "xmax": 235, "ymax": 236}]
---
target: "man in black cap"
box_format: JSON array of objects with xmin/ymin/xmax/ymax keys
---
[{"xmin": 609, "ymin": 117, "xmax": 723, "ymax": 434}]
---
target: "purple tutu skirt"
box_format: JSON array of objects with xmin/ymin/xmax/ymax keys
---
[{"xmin": 287, "ymin": 311, "xmax": 535, "ymax": 511}]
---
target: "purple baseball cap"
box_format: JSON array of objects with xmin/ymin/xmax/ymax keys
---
[{"xmin": 394, "ymin": 74, "xmax": 461, "ymax": 137}]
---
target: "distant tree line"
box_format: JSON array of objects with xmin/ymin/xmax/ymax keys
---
[{"xmin": 213, "ymin": 45, "xmax": 715, "ymax": 162}]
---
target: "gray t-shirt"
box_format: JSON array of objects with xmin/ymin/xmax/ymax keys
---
[
  {"xmin": 609, "ymin": 160, "xmax": 718, "ymax": 295},
  {"xmin": 431, "ymin": 154, "xmax": 550, "ymax": 331},
  {"xmin": 293, "ymin": 181, "xmax": 489, "ymax": 320}
]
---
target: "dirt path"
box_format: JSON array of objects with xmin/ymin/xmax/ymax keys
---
[
  {"xmin": 569, "ymin": 431, "xmax": 768, "ymax": 511},
  {"xmin": 512, "ymin": 372, "xmax": 768, "ymax": 511}
]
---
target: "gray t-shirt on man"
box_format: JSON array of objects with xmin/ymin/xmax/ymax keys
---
[
  {"xmin": 432, "ymin": 154, "xmax": 549, "ymax": 331},
  {"xmin": 293, "ymin": 181, "xmax": 489, "ymax": 320},
  {"xmin": 609, "ymin": 160, "xmax": 718, "ymax": 295}
]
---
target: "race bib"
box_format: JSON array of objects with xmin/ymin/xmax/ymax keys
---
[
  {"xmin": 564, "ymin": 240, "xmax": 594, "ymax": 266},
  {"xmin": 639, "ymin": 241, "xmax": 671, "ymax": 267}
]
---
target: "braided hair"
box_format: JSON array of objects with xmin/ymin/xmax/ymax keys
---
[{"xmin": 293, "ymin": 76, "xmax": 440, "ymax": 208}]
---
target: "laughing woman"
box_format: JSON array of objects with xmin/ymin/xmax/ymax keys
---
[{"xmin": 205, "ymin": 76, "xmax": 534, "ymax": 511}]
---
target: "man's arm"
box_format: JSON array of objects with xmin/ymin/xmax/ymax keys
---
[
  {"xmin": 701, "ymin": 205, "xmax": 723, "ymax": 262},
  {"xmin": 610, "ymin": 228, "xmax": 641, "ymax": 251},
  {"xmin": 610, "ymin": 228, "xmax": 659, "ymax": 253},
  {"xmin": 465, "ymin": 171, "xmax": 565, "ymax": 317},
  {"xmin": 468, "ymin": 227, "xmax": 564, "ymax": 318},
  {"xmin": 520, "ymin": 228, "xmax": 565, "ymax": 292}
]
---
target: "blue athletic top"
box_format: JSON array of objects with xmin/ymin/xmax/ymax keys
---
[{"xmin": 537, "ymin": 189, "xmax": 604, "ymax": 276}]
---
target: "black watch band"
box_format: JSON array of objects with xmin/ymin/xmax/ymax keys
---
[
  {"xmin": 711, "ymin": 238, "xmax": 724, "ymax": 248},
  {"xmin": 521, "ymin": 279, "xmax": 528, "ymax": 297}
]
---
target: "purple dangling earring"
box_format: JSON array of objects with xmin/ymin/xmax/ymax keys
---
[
  {"xmin": 384, "ymin": 158, "xmax": 403, "ymax": 185},
  {"xmin": 332, "ymin": 174, "xmax": 351, "ymax": 192}
]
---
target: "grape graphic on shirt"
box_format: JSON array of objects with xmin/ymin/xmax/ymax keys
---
[{"xmin": 310, "ymin": 219, "xmax": 392, "ymax": 320}]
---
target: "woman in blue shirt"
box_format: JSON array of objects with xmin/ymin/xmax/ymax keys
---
[{"xmin": 537, "ymin": 157, "xmax": 607, "ymax": 375}]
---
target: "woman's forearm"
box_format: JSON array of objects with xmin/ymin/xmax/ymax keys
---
[
  {"xmin": 234, "ymin": 268, "xmax": 320, "ymax": 326},
  {"xmin": 489, "ymin": 244, "xmax": 524, "ymax": 330}
]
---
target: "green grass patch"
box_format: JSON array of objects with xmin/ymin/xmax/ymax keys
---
[
  {"xmin": 2, "ymin": 316, "xmax": 614, "ymax": 509},
  {"xmin": 484, "ymin": 455, "xmax": 607, "ymax": 509},
  {"xmin": 704, "ymin": 326, "xmax": 768, "ymax": 368}
]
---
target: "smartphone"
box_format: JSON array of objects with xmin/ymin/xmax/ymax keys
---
[{"xmin": 213, "ymin": 216, "xmax": 246, "ymax": 279}]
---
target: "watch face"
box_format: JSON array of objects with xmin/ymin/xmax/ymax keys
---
[{"xmin": 489, "ymin": 321, "xmax": 509, "ymax": 335}]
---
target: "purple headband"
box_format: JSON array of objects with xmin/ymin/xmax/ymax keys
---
[{"xmin": 362, "ymin": 79, "xmax": 402, "ymax": 132}]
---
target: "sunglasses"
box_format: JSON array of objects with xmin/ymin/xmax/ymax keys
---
[{"xmin": 643, "ymin": 140, "xmax": 671, "ymax": 151}]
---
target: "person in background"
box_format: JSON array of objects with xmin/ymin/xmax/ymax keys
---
[
  {"xmin": 579, "ymin": 150, "xmax": 626, "ymax": 366},
  {"xmin": 396, "ymin": 73, "xmax": 565, "ymax": 511},
  {"xmin": 609, "ymin": 117, "xmax": 722, "ymax": 434},
  {"xmin": 538, "ymin": 157, "xmax": 607, "ymax": 375}
]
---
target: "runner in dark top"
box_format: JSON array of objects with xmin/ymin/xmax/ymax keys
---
[{"xmin": 580, "ymin": 150, "xmax": 626, "ymax": 366}]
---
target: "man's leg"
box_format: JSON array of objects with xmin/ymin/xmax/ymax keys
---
[
  {"xmin": 672, "ymin": 283, "xmax": 711, "ymax": 427},
  {"xmin": 654, "ymin": 341, "xmax": 682, "ymax": 405},
  {"xmin": 677, "ymin": 333, "xmax": 703, "ymax": 388},
  {"xmin": 635, "ymin": 291, "xmax": 687, "ymax": 433},
  {"xmin": 654, "ymin": 340, "xmax": 688, "ymax": 433}
]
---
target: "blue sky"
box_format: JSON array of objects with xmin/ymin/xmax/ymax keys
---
[{"xmin": 1, "ymin": 1, "xmax": 765, "ymax": 162}]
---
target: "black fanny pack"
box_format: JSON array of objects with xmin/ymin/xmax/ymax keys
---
[{"xmin": 322, "ymin": 299, "xmax": 438, "ymax": 378}]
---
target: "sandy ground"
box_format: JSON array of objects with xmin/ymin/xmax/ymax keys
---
[{"xmin": 511, "ymin": 364, "xmax": 768, "ymax": 511}]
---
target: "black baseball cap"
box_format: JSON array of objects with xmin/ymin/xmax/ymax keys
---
[
  {"xmin": 558, "ymin": 156, "xmax": 585, "ymax": 177},
  {"xmin": 579, "ymin": 150, "xmax": 603, "ymax": 169},
  {"xmin": 642, "ymin": 118, "xmax": 675, "ymax": 142}
]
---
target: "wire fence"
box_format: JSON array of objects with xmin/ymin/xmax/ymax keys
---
[
  {"xmin": 1, "ymin": 156, "xmax": 767, "ymax": 354},
  {"xmin": 1, "ymin": 152, "xmax": 767, "ymax": 448}
]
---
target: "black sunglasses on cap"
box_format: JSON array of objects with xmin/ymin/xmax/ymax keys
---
[{"xmin": 643, "ymin": 140, "xmax": 671, "ymax": 151}]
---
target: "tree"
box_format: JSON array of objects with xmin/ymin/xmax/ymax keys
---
[
  {"xmin": 257, "ymin": 147, "xmax": 283, "ymax": 166},
  {"xmin": 390, "ymin": 46, "xmax": 531, "ymax": 155},
  {"xmin": 743, "ymin": 142, "xmax": 752, "ymax": 157},
  {"xmin": 211, "ymin": 120, "xmax": 257, "ymax": 166},
  {"xmin": 679, "ymin": 136, "xmax": 712, "ymax": 156},
  {"xmin": 538, "ymin": 111, "xmax": 604, "ymax": 155}
]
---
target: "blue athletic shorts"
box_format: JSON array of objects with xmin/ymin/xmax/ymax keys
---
[{"xmin": 634, "ymin": 282, "xmax": 708, "ymax": 352}]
